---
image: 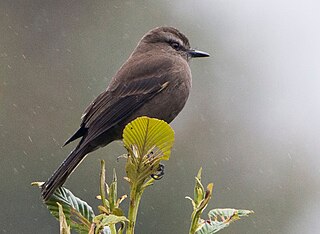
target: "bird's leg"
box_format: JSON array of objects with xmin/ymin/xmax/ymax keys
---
[{"xmin": 151, "ymin": 163, "xmax": 165, "ymax": 180}]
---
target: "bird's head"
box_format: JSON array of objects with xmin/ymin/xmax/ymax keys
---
[{"xmin": 135, "ymin": 26, "xmax": 210, "ymax": 61}]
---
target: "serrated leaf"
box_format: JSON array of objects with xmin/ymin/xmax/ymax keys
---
[
  {"xmin": 123, "ymin": 116, "xmax": 174, "ymax": 161},
  {"xmin": 45, "ymin": 186, "xmax": 95, "ymax": 233},
  {"xmin": 196, "ymin": 208, "xmax": 254, "ymax": 234},
  {"xmin": 208, "ymin": 208, "xmax": 253, "ymax": 221}
]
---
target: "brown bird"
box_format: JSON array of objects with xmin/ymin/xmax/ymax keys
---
[{"xmin": 41, "ymin": 26, "xmax": 209, "ymax": 201}]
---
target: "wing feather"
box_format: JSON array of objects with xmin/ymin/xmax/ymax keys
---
[{"xmin": 79, "ymin": 76, "xmax": 169, "ymax": 147}]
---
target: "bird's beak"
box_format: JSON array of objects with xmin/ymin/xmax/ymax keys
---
[{"xmin": 188, "ymin": 49, "xmax": 210, "ymax": 58}]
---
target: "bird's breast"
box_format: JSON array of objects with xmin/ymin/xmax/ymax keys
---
[{"xmin": 130, "ymin": 65, "xmax": 191, "ymax": 124}]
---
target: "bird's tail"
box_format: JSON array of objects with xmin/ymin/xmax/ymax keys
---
[{"xmin": 41, "ymin": 145, "xmax": 90, "ymax": 201}]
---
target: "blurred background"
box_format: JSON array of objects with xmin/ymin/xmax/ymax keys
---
[{"xmin": 1, "ymin": 0, "xmax": 320, "ymax": 233}]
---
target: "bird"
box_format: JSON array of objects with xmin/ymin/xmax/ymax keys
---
[{"xmin": 41, "ymin": 26, "xmax": 209, "ymax": 201}]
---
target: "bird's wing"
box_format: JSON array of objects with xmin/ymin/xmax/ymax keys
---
[{"xmin": 78, "ymin": 76, "xmax": 170, "ymax": 147}]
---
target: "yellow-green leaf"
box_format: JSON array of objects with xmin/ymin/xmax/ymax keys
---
[
  {"xmin": 123, "ymin": 116, "xmax": 174, "ymax": 160},
  {"xmin": 93, "ymin": 213, "xmax": 128, "ymax": 227}
]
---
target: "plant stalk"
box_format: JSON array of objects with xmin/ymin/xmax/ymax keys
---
[
  {"xmin": 189, "ymin": 209, "xmax": 201, "ymax": 234},
  {"xmin": 127, "ymin": 182, "xmax": 143, "ymax": 234}
]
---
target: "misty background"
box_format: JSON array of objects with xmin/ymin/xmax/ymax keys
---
[{"xmin": 1, "ymin": 0, "xmax": 320, "ymax": 233}]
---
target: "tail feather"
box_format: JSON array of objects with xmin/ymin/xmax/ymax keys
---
[
  {"xmin": 41, "ymin": 145, "xmax": 90, "ymax": 201},
  {"xmin": 63, "ymin": 127, "xmax": 87, "ymax": 147}
]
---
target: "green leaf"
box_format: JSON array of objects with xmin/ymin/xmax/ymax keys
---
[
  {"xmin": 94, "ymin": 214, "xmax": 128, "ymax": 226},
  {"xmin": 45, "ymin": 186, "xmax": 95, "ymax": 233},
  {"xmin": 100, "ymin": 160, "xmax": 109, "ymax": 211},
  {"xmin": 93, "ymin": 214, "xmax": 128, "ymax": 233},
  {"xmin": 109, "ymin": 169, "xmax": 117, "ymax": 211},
  {"xmin": 198, "ymin": 183, "xmax": 213, "ymax": 211},
  {"xmin": 196, "ymin": 208, "xmax": 254, "ymax": 234},
  {"xmin": 123, "ymin": 116, "xmax": 175, "ymax": 161},
  {"xmin": 194, "ymin": 168, "xmax": 205, "ymax": 207}
]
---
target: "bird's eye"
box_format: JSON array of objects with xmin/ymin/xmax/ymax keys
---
[{"xmin": 170, "ymin": 41, "xmax": 181, "ymax": 50}]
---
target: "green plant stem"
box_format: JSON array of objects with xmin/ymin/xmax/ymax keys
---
[
  {"xmin": 127, "ymin": 182, "xmax": 143, "ymax": 234},
  {"xmin": 189, "ymin": 209, "xmax": 201, "ymax": 234}
]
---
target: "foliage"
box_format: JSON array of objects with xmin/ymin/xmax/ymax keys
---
[
  {"xmin": 186, "ymin": 168, "xmax": 253, "ymax": 234},
  {"xmin": 32, "ymin": 181, "xmax": 94, "ymax": 233},
  {"xmin": 33, "ymin": 116, "xmax": 253, "ymax": 233},
  {"xmin": 196, "ymin": 208, "xmax": 254, "ymax": 234}
]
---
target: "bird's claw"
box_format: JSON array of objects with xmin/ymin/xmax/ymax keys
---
[{"xmin": 151, "ymin": 163, "xmax": 165, "ymax": 180}]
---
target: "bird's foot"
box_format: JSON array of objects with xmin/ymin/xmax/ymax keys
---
[{"xmin": 151, "ymin": 163, "xmax": 165, "ymax": 180}]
